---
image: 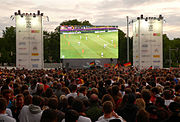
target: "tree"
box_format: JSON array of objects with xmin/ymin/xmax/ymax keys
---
[
  {"xmin": 0, "ymin": 26, "xmax": 16, "ymax": 65},
  {"xmin": 60, "ymin": 19, "xmax": 92, "ymax": 26},
  {"xmin": 118, "ymin": 29, "xmax": 127, "ymax": 64}
]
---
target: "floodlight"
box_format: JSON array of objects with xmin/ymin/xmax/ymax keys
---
[
  {"xmin": 37, "ymin": 10, "xmax": 40, "ymax": 15},
  {"xmin": 18, "ymin": 10, "xmax": 21, "ymax": 15},
  {"xmin": 33, "ymin": 13, "xmax": 36, "ymax": 17},
  {"xmin": 145, "ymin": 17, "xmax": 148, "ymax": 21}
]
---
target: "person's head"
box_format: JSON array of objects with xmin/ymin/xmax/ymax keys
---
[
  {"xmin": 91, "ymin": 88, "xmax": 99, "ymax": 95},
  {"xmin": 32, "ymin": 95, "xmax": 44, "ymax": 108},
  {"xmin": 155, "ymin": 97, "xmax": 165, "ymax": 107},
  {"xmin": 103, "ymin": 101, "xmax": 113, "ymax": 114},
  {"xmin": 24, "ymin": 95, "xmax": 32, "ymax": 105},
  {"xmin": 0, "ymin": 98, "xmax": 7, "ymax": 114},
  {"xmin": 89, "ymin": 94, "xmax": 98, "ymax": 104},
  {"xmin": 174, "ymin": 96, "xmax": 180, "ymax": 104},
  {"xmin": 141, "ymin": 89, "xmax": 151, "ymax": 103},
  {"xmin": 65, "ymin": 109, "xmax": 79, "ymax": 122},
  {"xmin": 102, "ymin": 94, "xmax": 115, "ymax": 107},
  {"xmin": 163, "ymin": 90, "xmax": 172, "ymax": 100},
  {"xmin": 136, "ymin": 98, "xmax": 145, "ymax": 110},
  {"xmin": 2, "ymin": 89, "xmax": 12, "ymax": 104},
  {"xmin": 40, "ymin": 109, "xmax": 59, "ymax": 122},
  {"xmin": 61, "ymin": 87, "xmax": 70, "ymax": 95},
  {"xmin": 72, "ymin": 99, "xmax": 84, "ymax": 113},
  {"xmin": 79, "ymin": 86, "xmax": 87, "ymax": 95},
  {"xmin": 48, "ymin": 98, "xmax": 58, "ymax": 109},
  {"xmin": 136, "ymin": 109, "xmax": 149, "ymax": 122},
  {"xmin": 16, "ymin": 94, "xmax": 24, "ymax": 108},
  {"xmin": 71, "ymin": 84, "xmax": 77, "ymax": 92},
  {"xmin": 45, "ymin": 88, "xmax": 53, "ymax": 98},
  {"xmin": 111, "ymin": 85, "xmax": 119, "ymax": 96},
  {"xmin": 23, "ymin": 90, "xmax": 30, "ymax": 97},
  {"xmin": 127, "ymin": 93, "xmax": 136, "ymax": 104}
]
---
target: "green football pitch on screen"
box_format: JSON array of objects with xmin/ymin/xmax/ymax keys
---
[{"xmin": 60, "ymin": 31, "xmax": 118, "ymax": 59}]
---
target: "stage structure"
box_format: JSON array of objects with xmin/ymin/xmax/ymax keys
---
[
  {"xmin": 132, "ymin": 15, "xmax": 163, "ymax": 69},
  {"xmin": 14, "ymin": 10, "xmax": 44, "ymax": 69}
]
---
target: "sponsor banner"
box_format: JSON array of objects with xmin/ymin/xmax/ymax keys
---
[
  {"xmin": 32, "ymin": 64, "xmax": 38, "ymax": 68},
  {"xmin": 108, "ymin": 30, "xmax": 118, "ymax": 32},
  {"xmin": 32, "ymin": 53, "xmax": 39, "ymax": 56},
  {"xmin": 133, "ymin": 19, "xmax": 163, "ymax": 69},
  {"xmin": 153, "ymin": 60, "xmax": 160, "ymax": 63},
  {"xmin": 23, "ymin": 37, "xmax": 35, "ymax": 40},
  {"xmin": 18, "ymin": 59, "xmax": 27, "ymax": 61},
  {"xmin": 141, "ymin": 55, "xmax": 150, "ymax": 57},
  {"xmin": 16, "ymin": 15, "xmax": 43, "ymax": 69},
  {"xmin": 31, "ymin": 30, "xmax": 40, "ymax": 33},
  {"xmin": 18, "ymin": 47, "xmax": 27, "ymax": 50},
  {"xmin": 62, "ymin": 32, "xmax": 81, "ymax": 34},
  {"xmin": 31, "ymin": 59, "xmax": 40, "ymax": 61},
  {"xmin": 18, "ymin": 53, "xmax": 28, "ymax": 55},
  {"xmin": 142, "ymin": 44, "xmax": 148, "ymax": 47},
  {"xmin": 153, "ymin": 55, "xmax": 160, "ymax": 58},
  {"xmin": 18, "ymin": 42, "xmax": 26, "ymax": 46},
  {"xmin": 153, "ymin": 33, "xmax": 160, "ymax": 36},
  {"xmin": 141, "ymin": 50, "xmax": 148, "ymax": 52},
  {"xmin": 95, "ymin": 31, "xmax": 106, "ymax": 33}
]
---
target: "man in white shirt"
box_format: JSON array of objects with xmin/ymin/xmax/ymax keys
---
[
  {"xmin": 0, "ymin": 98, "xmax": 16, "ymax": 122},
  {"xmin": 66, "ymin": 84, "xmax": 77, "ymax": 98},
  {"xmin": 96, "ymin": 101, "xmax": 126, "ymax": 122}
]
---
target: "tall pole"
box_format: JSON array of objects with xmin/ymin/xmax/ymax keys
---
[{"xmin": 127, "ymin": 16, "xmax": 129, "ymax": 62}]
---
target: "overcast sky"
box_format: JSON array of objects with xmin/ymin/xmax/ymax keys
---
[{"xmin": 0, "ymin": 0, "xmax": 180, "ymax": 39}]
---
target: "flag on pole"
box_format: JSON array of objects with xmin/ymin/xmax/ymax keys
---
[
  {"xmin": 114, "ymin": 64, "xmax": 119, "ymax": 69},
  {"xmin": 148, "ymin": 66, "xmax": 152, "ymax": 70},
  {"xmin": 123, "ymin": 62, "xmax": 131, "ymax": 67},
  {"xmin": 89, "ymin": 62, "xmax": 95, "ymax": 66},
  {"xmin": 104, "ymin": 64, "xmax": 111, "ymax": 68}
]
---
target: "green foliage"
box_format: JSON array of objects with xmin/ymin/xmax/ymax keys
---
[
  {"xmin": 0, "ymin": 26, "xmax": 16, "ymax": 65},
  {"xmin": 118, "ymin": 29, "xmax": 128, "ymax": 64},
  {"xmin": 60, "ymin": 19, "xmax": 92, "ymax": 26}
]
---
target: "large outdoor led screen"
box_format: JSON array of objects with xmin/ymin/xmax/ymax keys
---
[{"xmin": 60, "ymin": 25, "xmax": 118, "ymax": 59}]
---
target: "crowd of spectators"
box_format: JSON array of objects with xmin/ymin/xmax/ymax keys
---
[{"xmin": 0, "ymin": 66, "xmax": 180, "ymax": 122}]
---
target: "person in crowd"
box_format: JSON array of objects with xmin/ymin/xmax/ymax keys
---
[
  {"xmin": 40, "ymin": 109, "xmax": 59, "ymax": 122},
  {"xmin": 62, "ymin": 109, "xmax": 79, "ymax": 122},
  {"xmin": 11, "ymin": 94, "xmax": 24, "ymax": 122},
  {"xmin": 76, "ymin": 86, "xmax": 88, "ymax": 101},
  {"xmin": 18, "ymin": 95, "xmax": 44, "ymax": 122},
  {"xmin": 96, "ymin": 101, "xmax": 125, "ymax": 122},
  {"xmin": 0, "ymin": 98, "xmax": 16, "ymax": 122},
  {"xmin": 2, "ymin": 89, "xmax": 13, "ymax": 117},
  {"xmin": 86, "ymin": 94, "xmax": 103, "ymax": 122},
  {"xmin": 0, "ymin": 66, "xmax": 180, "ymax": 122},
  {"xmin": 71, "ymin": 99, "xmax": 91, "ymax": 122},
  {"xmin": 66, "ymin": 84, "xmax": 77, "ymax": 98},
  {"xmin": 116, "ymin": 93, "xmax": 138, "ymax": 122}
]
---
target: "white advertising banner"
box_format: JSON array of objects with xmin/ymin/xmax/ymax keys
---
[
  {"xmin": 16, "ymin": 15, "xmax": 43, "ymax": 69},
  {"xmin": 133, "ymin": 18, "xmax": 163, "ymax": 69}
]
